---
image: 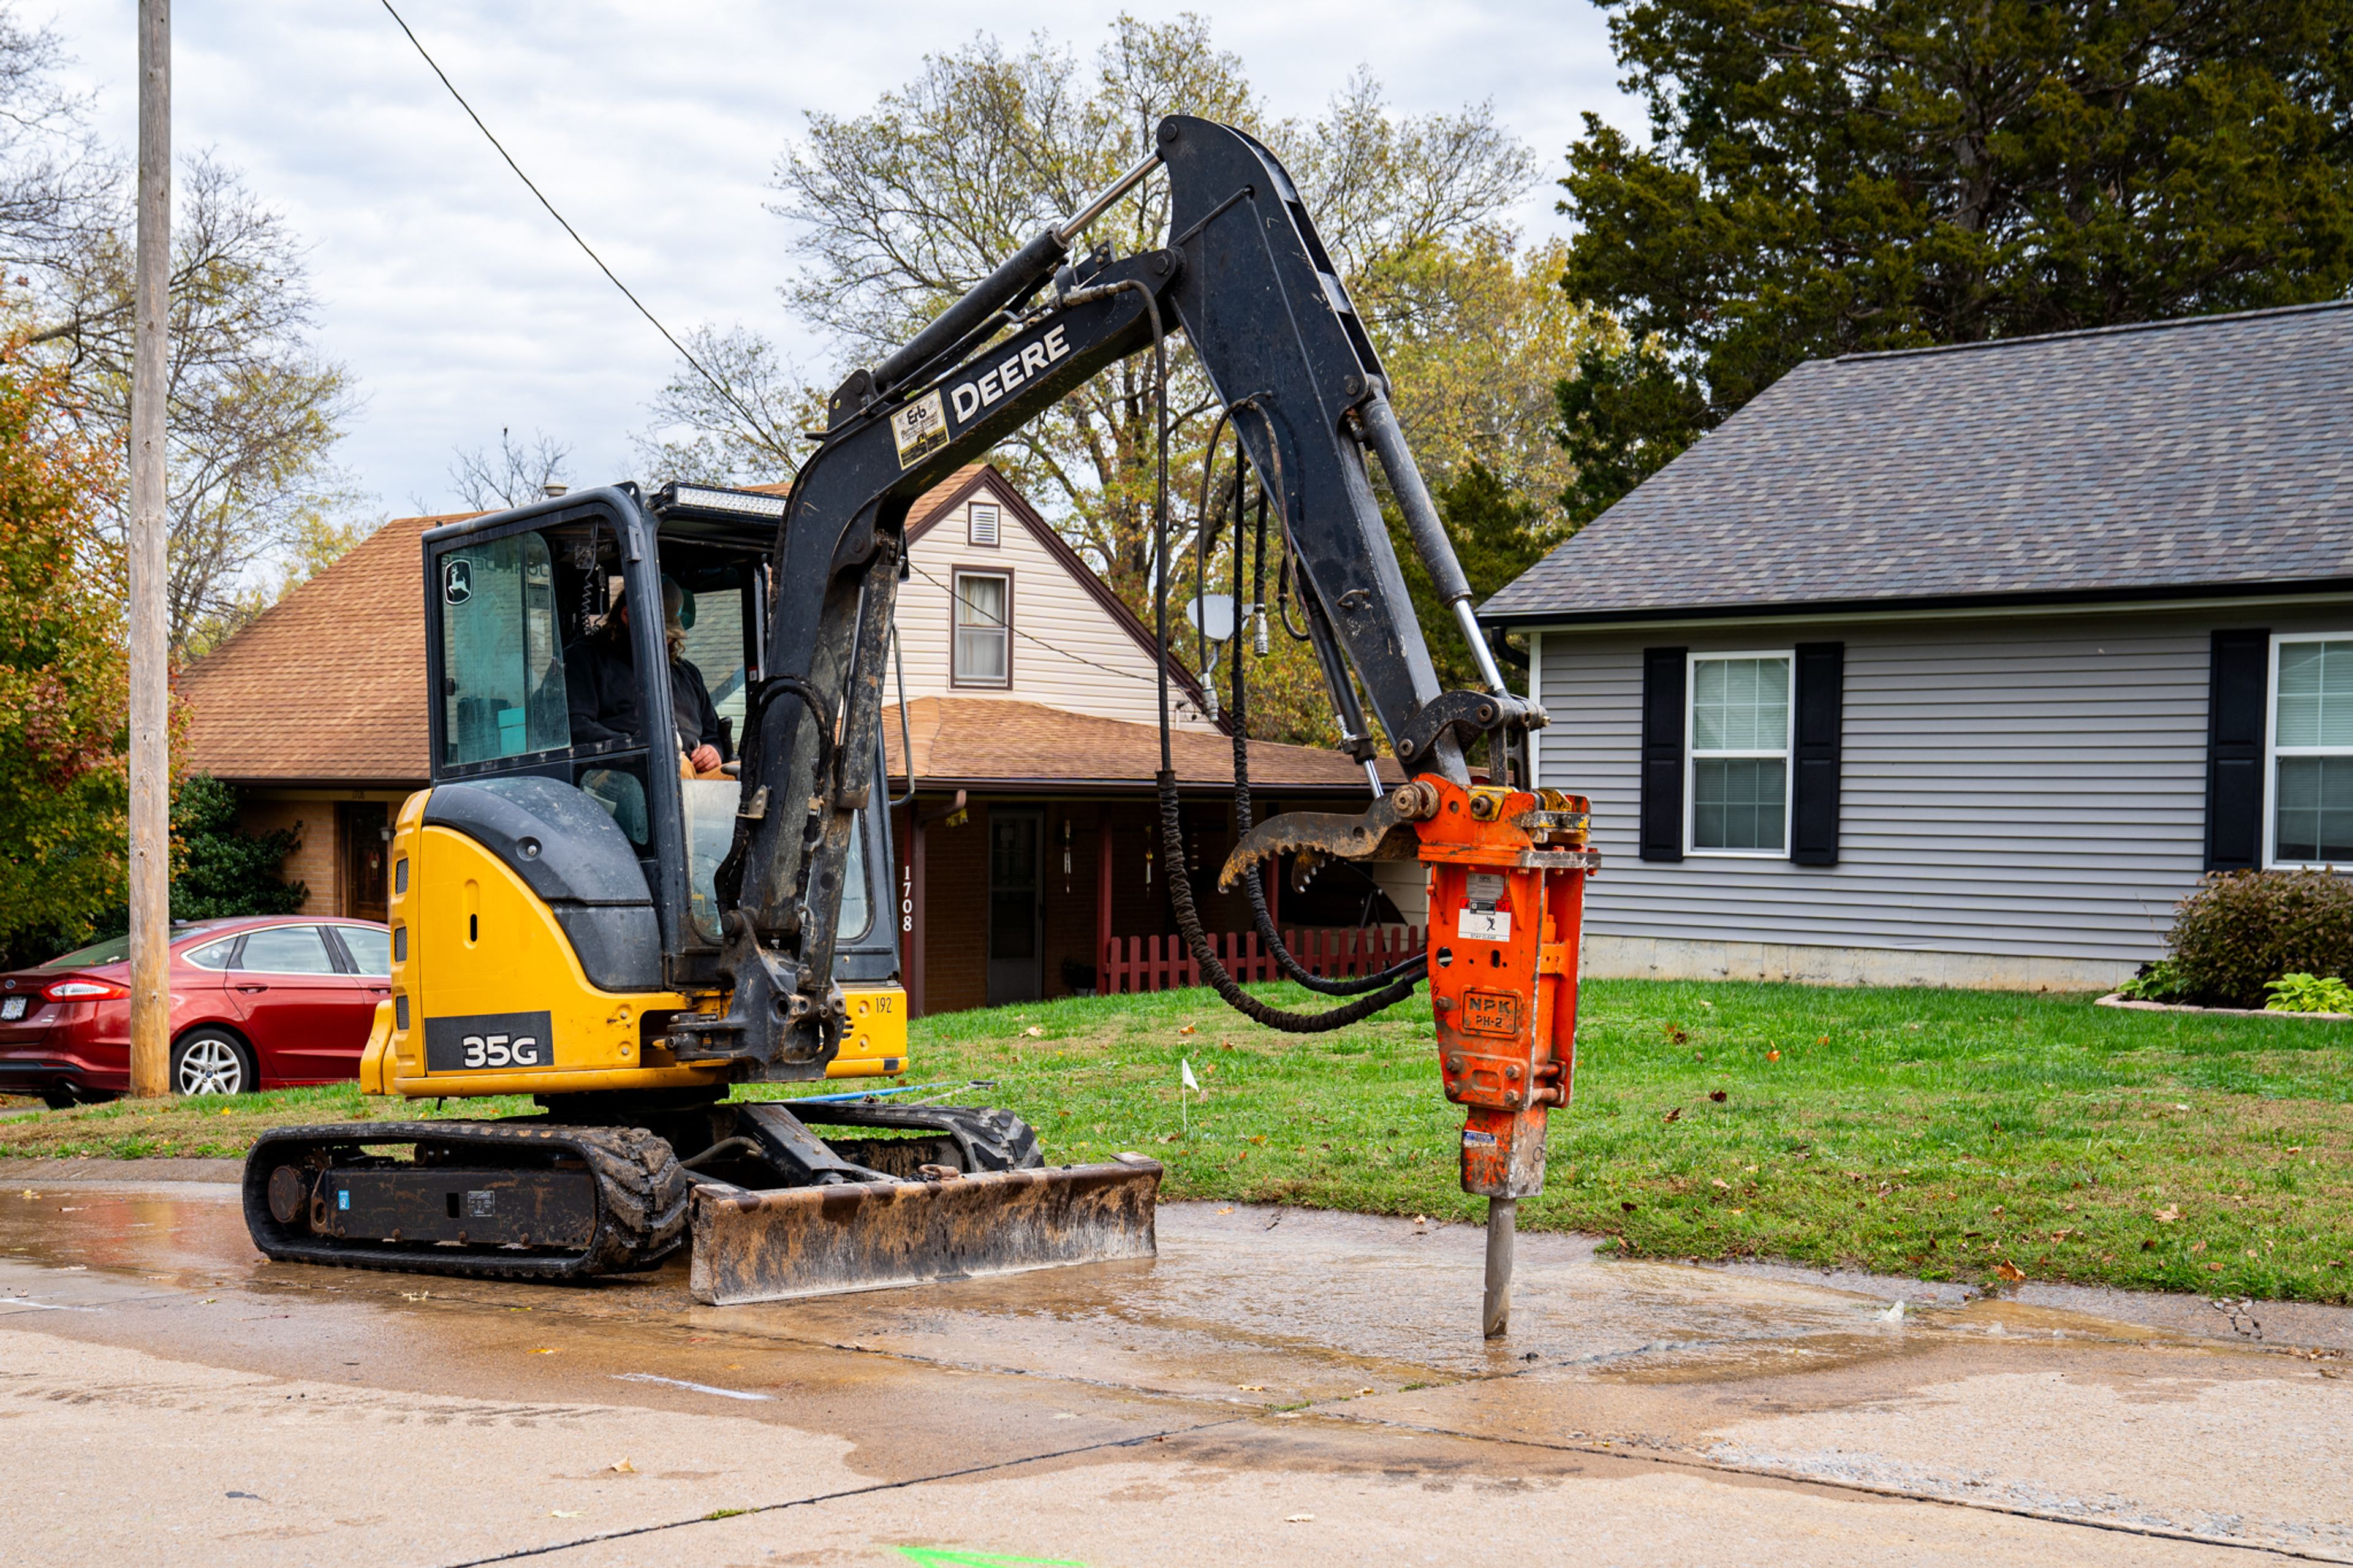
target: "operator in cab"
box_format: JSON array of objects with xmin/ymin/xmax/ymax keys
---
[{"xmin": 566, "ymin": 575, "xmax": 726, "ymax": 773}]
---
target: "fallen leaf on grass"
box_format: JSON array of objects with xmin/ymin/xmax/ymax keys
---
[
  {"xmin": 1620, "ymin": 1200, "xmax": 1637, "ymax": 1213},
  {"xmin": 1661, "ymin": 1107, "xmax": 1681, "ymax": 1123},
  {"xmin": 2154, "ymin": 1206, "xmax": 2181, "ymax": 1223},
  {"xmin": 1991, "ymin": 1262, "xmax": 2026, "ymax": 1282},
  {"xmin": 1767, "ymin": 1050, "xmax": 1781, "ymax": 1062},
  {"xmin": 1708, "ymin": 1089, "xmax": 1728, "ymax": 1103},
  {"xmin": 1711, "ymin": 1178, "xmax": 1730, "ymax": 1191},
  {"xmin": 1179, "ymin": 1024, "xmax": 1198, "ymax": 1036},
  {"xmin": 2208, "ymin": 1262, "xmax": 2226, "ymax": 1273},
  {"xmin": 1662, "ymin": 1023, "xmax": 1689, "ymax": 1047},
  {"xmin": 1021, "ymin": 1026, "xmax": 1044, "ymax": 1038},
  {"xmin": 2191, "ymin": 1241, "xmax": 2208, "ymax": 1254}
]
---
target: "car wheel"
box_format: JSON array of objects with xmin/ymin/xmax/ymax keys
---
[{"xmin": 172, "ymin": 1029, "xmax": 254, "ymax": 1096}]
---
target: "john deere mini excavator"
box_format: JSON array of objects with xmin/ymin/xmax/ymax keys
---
[{"xmin": 243, "ymin": 116, "xmax": 1591, "ymax": 1333}]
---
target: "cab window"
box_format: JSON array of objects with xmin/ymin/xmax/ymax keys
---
[{"xmin": 440, "ymin": 531, "xmax": 570, "ymax": 767}]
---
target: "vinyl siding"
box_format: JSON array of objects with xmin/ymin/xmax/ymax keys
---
[
  {"xmin": 1535, "ymin": 604, "xmax": 2353, "ymax": 964},
  {"xmin": 899, "ymin": 483, "xmax": 1213, "ymax": 729}
]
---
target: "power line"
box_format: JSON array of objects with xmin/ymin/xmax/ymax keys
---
[{"xmin": 377, "ymin": 0, "xmax": 794, "ymax": 459}]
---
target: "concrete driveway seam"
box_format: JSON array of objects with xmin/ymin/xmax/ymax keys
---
[
  {"xmin": 431, "ymin": 1415, "xmax": 1258, "ymax": 1568},
  {"xmin": 1313, "ymin": 1409, "xmax": 2346, "ymax": 1566}
]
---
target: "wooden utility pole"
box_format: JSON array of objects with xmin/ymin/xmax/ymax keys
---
[{"xmin": 127, "ymin": 0, "xmax": 170, "ymax": 1099}]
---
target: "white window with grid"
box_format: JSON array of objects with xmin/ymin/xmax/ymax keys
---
[
  {"xmin": 953, "ymin": 571, "xmax": 1010, "ymax": 686},
  {"xmin": 1688, "ymin": 651, "xmax": 1792, "ymax": 855},
  {"xmin": 967, "ymin": 502, "xmax": 1000, "ymax": 547},
  {"xmin": 2267, "ymin": 634, "xmax": 2353, "ymax": 866}
]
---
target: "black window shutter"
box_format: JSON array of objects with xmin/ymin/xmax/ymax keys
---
[
  {"xmin": 2205, "ymin": 629, "xmax": 2270, "ymax": 871},
  {"xmin": 1639, "ymin": 647, "xmax": 1686, "ymax": 862},
  {"xmin": 1790, "ymin": 642, "xmax": 1844, "ymax": 866}
]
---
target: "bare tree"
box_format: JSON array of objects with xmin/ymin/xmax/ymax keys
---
[
  {"xmin": 631, "ymin": 326, "xmax": 819, "ymax": 488},
  {"xmin": 449, "ymin": 428, "xmax": 571, "ymax": 511},
  {"xmin": 29, "ymin": 156, "xmax": 358, "ymax": 656},
  {"xmin": 759, "ymin": 15, "xmax": 1537, "ymax": 610},
  {"xmin": 0, "ymin": 3, "xmax": 115, "ymax": 270}
]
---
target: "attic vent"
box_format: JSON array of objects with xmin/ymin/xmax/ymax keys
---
[{"xmin": 968, "ymin": 502, "xmax": 1000, "ymax": 547}]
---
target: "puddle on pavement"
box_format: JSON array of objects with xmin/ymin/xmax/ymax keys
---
[{"xmin": 6, "ymin": 1172, "xmax": 2352, "ymax": 1552}]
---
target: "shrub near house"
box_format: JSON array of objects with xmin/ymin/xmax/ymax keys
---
[{"xmin": 2151, "ymin": 870, "xmax": 2353, "ymax": 1010}]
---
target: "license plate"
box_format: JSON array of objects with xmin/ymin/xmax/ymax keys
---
[{"xmin": 1, "ymin": 996, "xmax": 25, "ymax": 1020}]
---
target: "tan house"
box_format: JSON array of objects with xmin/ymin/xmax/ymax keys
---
[{"xmin": 180, "ymin": 466, "xmax": 1409, "ymax": 1015}]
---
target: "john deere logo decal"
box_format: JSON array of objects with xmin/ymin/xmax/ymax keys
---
[{"xmin": 442, "ymin": 558, "xmax": 473, "ymax": 605}]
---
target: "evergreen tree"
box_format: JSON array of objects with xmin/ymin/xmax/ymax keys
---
[{"xmin": 1557, "ymin": 0, "xmax": 2353, "ymax": 517}]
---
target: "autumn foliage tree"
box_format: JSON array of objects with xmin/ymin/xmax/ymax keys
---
[{"xmin": 0, "ymin": 331, "xmax": 127, "ymax": 964}]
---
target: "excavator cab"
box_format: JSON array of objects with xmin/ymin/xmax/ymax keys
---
[{"xmin": 417, "ymin": 482, "xmax": 902, "ymax": 1026}]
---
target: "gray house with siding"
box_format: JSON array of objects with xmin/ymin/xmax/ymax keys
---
[{"xmin": 1481, "ymin": 300, "xmax": 2353, "ymax": 991}]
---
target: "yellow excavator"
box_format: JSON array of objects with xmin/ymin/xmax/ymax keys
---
[{"xmin": 242, "ymin": 117, "xmax": 1589, "ymax": 1332}]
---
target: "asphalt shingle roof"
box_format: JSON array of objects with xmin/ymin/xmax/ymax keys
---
[{"xmin": 1480, "ymin": 300, "xmax": 2353, "ymax": 624}]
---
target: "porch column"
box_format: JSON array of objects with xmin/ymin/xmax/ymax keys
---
[{"xmin": 1095, "ymin": 808, "xmax": 1113, "ymax": 991}]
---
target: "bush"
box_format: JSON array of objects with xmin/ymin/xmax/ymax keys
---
[
  {"xmin": 2116, "ymin": 959, "xmax": 2194, "ymax": 1002},
  {"xmin": 173, "ymin": 775, "xmax": 306, "ymax": 920},
  {"xmin": 2169, "ymin": 870, "xmax": 2353, "ymax": 1009},
  {"xmin": 2264, "ymin": 973, "xmax": 2353, "ymax": 1014}
]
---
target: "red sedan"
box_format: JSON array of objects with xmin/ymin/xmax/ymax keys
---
[{"xmin": 0, "ymin": 916, "xmax": 392, "ymax": 1106}]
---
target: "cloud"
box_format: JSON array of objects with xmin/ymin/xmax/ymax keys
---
[{"xmin": 45, "ymin": 0, "xmax": 1628, "ymax": 514}]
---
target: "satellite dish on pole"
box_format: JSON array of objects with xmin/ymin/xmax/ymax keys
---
[{"xmin": 1185, "ymin": 593, "xmax": 1237, "ymax": 643}]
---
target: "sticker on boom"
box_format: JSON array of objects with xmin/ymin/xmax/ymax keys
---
[
  {"xmin": 423, "ymin": 1010, "xmax": 554, "ymax": 1073},
  {"xmin": 889, "ymin": 389, "xmax": 949, "ymax": 468}
]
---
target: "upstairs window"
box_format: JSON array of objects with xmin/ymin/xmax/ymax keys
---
[
  {"xmin": 968, "ymin": 502, "xmax": 1001, "ymax": 547},
  {"xmin": 953, "ymin": 570, "xmax": 1011, "ymax": 686},
  {"xmin": 1688, "ymin": 652, "xmax": 1790, "ymax": 855},
  {"xmin": 2269, "ymin": 635, "xmax": 2353, "ymax": 865}
]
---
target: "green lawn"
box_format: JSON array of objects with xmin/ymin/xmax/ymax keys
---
[{"xmin": 6, "ymin": 979, "xmax": 2349, "ymax": 1301}]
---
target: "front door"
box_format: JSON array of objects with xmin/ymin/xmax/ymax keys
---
[
  {"xmin": 339, "ymin": 802, "xmax": 390, "ymax": 922},
  {"xmin": 987, "ymin": 811, "xmax": 1043, "ymax": 1006}
]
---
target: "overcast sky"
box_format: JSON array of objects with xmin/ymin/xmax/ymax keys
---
[{"xmin": 42, "ymin": 1, "xmax": 1633, "ymax": 518}]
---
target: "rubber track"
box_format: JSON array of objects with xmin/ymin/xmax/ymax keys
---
[{"xmin": 241, "ymin": 1120, "xmax": 688, "ymax": 1283}]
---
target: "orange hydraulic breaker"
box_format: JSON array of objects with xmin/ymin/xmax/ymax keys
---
[{"xmin": 1412, "ymin": 779, "xmax": 1595, "ymax": 1336}]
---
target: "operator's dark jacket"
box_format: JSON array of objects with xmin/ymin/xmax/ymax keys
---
[{"xmin": 564, "ymin": 633, "xmax": 724, "ymax": 757}]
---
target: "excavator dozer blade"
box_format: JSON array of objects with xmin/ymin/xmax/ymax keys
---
[{"xmin": 688, "ymin": 1155, "xmax": 1162, "ymax": 1305}]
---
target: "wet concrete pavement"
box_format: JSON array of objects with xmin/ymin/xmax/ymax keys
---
[{"xmin": 1, "ymin": 1164, "xmax": 2349, "ymax": 1567}]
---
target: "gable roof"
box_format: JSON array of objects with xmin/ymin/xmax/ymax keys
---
[
  {"xmin": 179, "ymin": 510, "xmax": 462, "ymax": 784},
  {"xmin": 1482, "ymin": 299, "xmax": 2353, "ymax": 626},
  {"xmin": 904, "ymin": 463, "xmax": 1218, "ymax": 718}
]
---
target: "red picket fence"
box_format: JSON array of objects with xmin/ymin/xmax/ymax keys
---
[{"xmin": 1099, "ymin": 925, "xmax": 1426, "ymax": 996}]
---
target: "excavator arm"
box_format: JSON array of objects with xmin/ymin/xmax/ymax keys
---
[
  {"xmin": 678, "ymin": 116, "xmax": 1583, "ymax": 1335},
  {"xmin": 687, "ymin": 116, "xmax": 1543, "ymax": 1075}
]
